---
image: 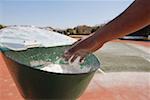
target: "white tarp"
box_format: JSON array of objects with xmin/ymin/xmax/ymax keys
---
[{"xmin": 0, "ymin": 25, "xmax": 77, "ymax": 51}]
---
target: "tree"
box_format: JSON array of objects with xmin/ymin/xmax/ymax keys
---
[
  {"xmin": 74, "ymin": 25, "xmax": 92, "ymax": 35},
  {"xmin": 0, "ymin": 24, "xmax": 6, "ymax": 29}
]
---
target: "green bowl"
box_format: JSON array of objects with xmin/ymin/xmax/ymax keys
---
[{"xmin": 3, "ymin": 46, "xmax": 100, "ymax": 99}]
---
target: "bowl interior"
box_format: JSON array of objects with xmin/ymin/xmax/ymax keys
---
[{"xmin": 4, "ymin": 46, "xmax": 100, "ymax": 73}]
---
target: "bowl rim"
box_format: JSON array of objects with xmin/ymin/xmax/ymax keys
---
[
  {"xmin": 5, "ymin": 54, "xmax": 100, "ymax": 76},
  {"xmin": 3, "ymin": 46, "xmax": 100, "ymax": 75}
]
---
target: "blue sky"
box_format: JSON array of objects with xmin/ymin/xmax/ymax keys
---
[{"xmin": 0, "ymin": 0, "xmax": 134, "ymax": 29}]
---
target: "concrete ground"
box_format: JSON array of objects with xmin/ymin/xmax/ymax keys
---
[
  {"xmin": 94, "ymin": 40, "xmax": 150, "ymax": 72},
  {"xmin": 0, "ymin": 39, "xmax": 150, "ymax": 100},
  {"xmin": 80, "ymin": 72, "xmax": 150, "ymax": 100}
]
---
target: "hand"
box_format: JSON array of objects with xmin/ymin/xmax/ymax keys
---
[{"xmin": 63, "ymin": 34, "xmax": 105, "ymax": 62}]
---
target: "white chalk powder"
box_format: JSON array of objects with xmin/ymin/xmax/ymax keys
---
[
  {"xmin": 41, "ymin": 64, "xmax": 64, "ymax": 73},
  {"xmin": 30, "ymin": 57, "xmax": 91, "ymax": 74}
]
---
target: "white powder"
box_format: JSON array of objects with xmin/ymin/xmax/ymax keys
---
[
  {"xmin": 41, "ymin": 64, "xmax": 64, "ymax": 73},
  {"xmin": 41, "ymin": 63, "xmax": 91, "ymax": 74},
  {"xmin": 33, "ymin": 57, "xmax": 91, "ymax": 74}
]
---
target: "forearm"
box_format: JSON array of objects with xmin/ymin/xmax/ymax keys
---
[
  {"xmin": 64, "ymin": 0, "xmax": 150, "ymax": 61},
  {"xmin": 94, "ymin": 0, "xmax": 150, "ymax": 44}
]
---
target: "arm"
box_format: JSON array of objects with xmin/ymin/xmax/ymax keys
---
[
  {"xmin": 64, "ymin": 0, "xmax": 150, "ymax": 62},
  {"xmin": 95, "ymin": 0, "xmax": 150, "ymax": 43}
]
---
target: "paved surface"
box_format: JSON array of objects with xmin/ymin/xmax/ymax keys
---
[
  {"xmin": 0, "ymin": 39, "xmax": 150, "ymax": 100},
  {"xmin": 80, "ymin": 72, "xmax": 150, "ymax": 100},
  {"xmin": 95, "ymin": 40, "xmax": 150, "ymax": 72}
]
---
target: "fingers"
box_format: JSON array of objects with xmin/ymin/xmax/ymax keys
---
[
  {"xmin": 63, "ymin": 38, "xmax": 83, "ymax": 60},
  {"xmin": 79, "ymin": 56, "xmax": 85, "ymax": 63},
  {"xmin": 63, "ymin": 38, "xmax": 88, "ymax": 63},
  {"xmin": 70, "ymin": 54, "xmax": 79, "ymax": 63},
  {"xmin": 69, "ymin": 53, "xmax": 86, "ymax": 64},
  {"xmin": 64, "ymin": 51, "xmax": 87, "ymax": 64},
  {"xmin": 63, "ymin": 51, "xmax": 72, "ymax": 61}
]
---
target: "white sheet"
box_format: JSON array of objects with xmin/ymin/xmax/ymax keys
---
[{"xmin": 0, "ymin": 25, "xmax": 77, "ymax": 51}]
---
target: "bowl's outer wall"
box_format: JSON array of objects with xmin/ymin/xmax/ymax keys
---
[{"xmin": 3, "ymin": 54, "xmax": 96, "ymax": 99}]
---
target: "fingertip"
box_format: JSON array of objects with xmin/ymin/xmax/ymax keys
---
[
  {"xmin": 68, "ymin": 54, "xmax": 78, "ymax": 63},
  {"xmin": 79, "ymin": 56, "xmax": 85, "ymax": 64},
  {"xmin": 62, "ymin": 53, "xmax": 72, "ymax": 62},
  {"xmin": 70, "ymin": 56, "xmax": 77, "ymax": 63}
]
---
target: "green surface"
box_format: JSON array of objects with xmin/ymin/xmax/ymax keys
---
[{"xmin": 94, "ymin": 42, "xmax": 150, "ymax": 72}]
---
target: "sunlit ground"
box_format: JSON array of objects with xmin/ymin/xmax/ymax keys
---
[{"xmin": 0, "ymin": 39, "xmax": 150, "ymax": 100}]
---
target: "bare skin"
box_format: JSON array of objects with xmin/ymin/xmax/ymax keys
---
[{"xmin": 63, "ymin": 0, "xmax": 150, "ymax": 62}]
